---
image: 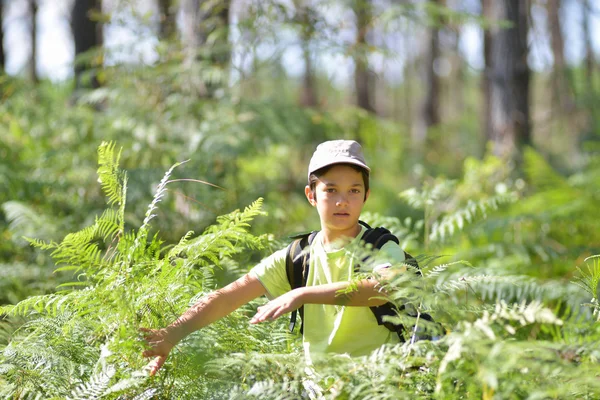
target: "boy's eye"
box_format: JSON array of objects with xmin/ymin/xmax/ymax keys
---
[
  {"xmin": 326, "ymin": 188, "xmax": 336, "ymax": 193},
  {"xmin": 351, "ymin": 189, "xmax": 361, "ymax": 194}
]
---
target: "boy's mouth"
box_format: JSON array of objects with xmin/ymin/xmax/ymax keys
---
[{"xmin": 333, "ymin": 212, "xmax": 350, "ymax": 216}]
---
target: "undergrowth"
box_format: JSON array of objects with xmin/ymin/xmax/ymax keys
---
[{"xmin": 0, "ymin": 143, "xmax": 599, "ymax": 399}]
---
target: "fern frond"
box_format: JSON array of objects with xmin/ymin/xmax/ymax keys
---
[
  {"xmin": 400, "ymin": 180, "xmax": 457, "ymax": 210},
  {"xmin": 430, "ymin": 193, "xmax": 516, "ymax": 243},
  {"xmin": 68, "ymin": 365, "xmax": 115, "ymax": 400},
  {"xmin": 127, "ymin": 160, "xmax": 188, "ymax": 265},
  {"xmin": 167, "ymin": 230, "xmax": 195, "ymax": 258},
  {"xmin": 97, "ymin": 141, "xmax": 124, "ymax": 206},
  {"xmin": 0, "ymin": 294, "xmax": 56, "ymax": 316},
  {"xmin": 25, "ymin": 237, "xmax": 59, "ymax": 250},
  {"xmin": 2, "ymin": 201, "xmax": 59, "ymax": 243},
  {"xmin": 423, "ymin": 260, "xmax": 473, "ymax": 278},
  {"xmin": 95, "ymin": 209, "xmax": 122, "ymax": 241},
  {"xmin": 572, "ymin": 258, "xmax": 600, "ymax": 299}
]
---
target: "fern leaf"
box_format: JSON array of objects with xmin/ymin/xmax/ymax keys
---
[
  {"xmin": 97, "ymin": 141, "xmax": 124, "ymax": 206},
  {"xmin": 67, "ymin": 366, "xmax": 115, "ymax": 400}
]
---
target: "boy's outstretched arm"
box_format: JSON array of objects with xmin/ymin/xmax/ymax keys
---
[
  {"xmin": 141, "ymin": 273, "xmax": 266, "ymax": 376},
  {"xmin": 250, "ymin": 278, "xmax": 387, "ymax": 324}
]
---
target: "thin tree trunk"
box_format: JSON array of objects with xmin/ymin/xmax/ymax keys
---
[
  {"xmin": 486, "ymin": 0, "xmax": 531, "ymax": 159},
  {"xmin": 297, "ymin": 2, "xmax": 317, "ymax": 108},
  {"xmin": 157, "ymin": 0, "xmax": 176, "ymax": 41},
  {"xmin": 181, "ymin": 0, "xmax": 230, "ymax": 97},
  {"xmin": 413, "ymin": 0, "xmax": 442, "ymax": 146},
  {"xmin": 481, "ymin": 0, "xmax": 492, "ymax": 155},
  {"xmin": 29, "ymin": 0, "xmax": 39, "ymax": 83},
  {"xmin": 404, "ymin": 36, "xmax": 415, "ymax": 132},
  {"xmin": 354, "ymin": 0, "xmax": 375, "ymax": 113},
  {"xmin": 0, "ymin": 1, "xmax": 5, "ymax": 72},
  {"xmin": 181, "ymin": 0, "xmax": 231, "ymax": 65},
  {"xmin": 301, "ymin": 40, "xmax": 317, "ymax": 107},
  {"xmin": 547, "ymin": 0, "xmax": 572, "ymax": 110},
  {"xmin": 423, "ymin": 1, "xmax": 441, "ymax": 128},
  {"xmin": 454, "ymin": 28, "xmax": 466, "ymax": 117},
  {"xmin": 583, "ymin": 0, "xmax": 595, "ymax": 87},
  {"xmin": 71, "ymin": 0, "xmax": 103, "ymax": 90}
]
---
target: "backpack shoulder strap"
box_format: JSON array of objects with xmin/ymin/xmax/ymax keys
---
[
  {"xmin": 359, "ymin": 220, "xmax": 400, "ymax": 249},
  {"xmin": 285, "ymin": 230, "xmax": 318, "ymax": 333}
]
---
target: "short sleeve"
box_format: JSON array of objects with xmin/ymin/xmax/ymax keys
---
[
  {"xmin": 249, "ymin": 247, "xmax": 292, "ymax": 300},
  {"xmin": 359, "ymin": 240, "xmax": 406, "ymax": 272}
]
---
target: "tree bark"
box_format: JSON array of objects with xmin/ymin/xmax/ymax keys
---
[
  {"xmin": 582, "ymin": 0, "xmax": 595, "ymax": 87},
  {"xmin": 486, "ymin": 0, "xmax": 531, "ymax": 159},
  {"xmin": 412, "ymin": 0, "xmax": 443, "ymax": 146},
  {"xmin": 0, "ymin": 0, "xmax": 5, "ymax": 72},
  {"xmin": 181, "ymin": 0, "xmax": 231, "ymax": 96},
  {"xmin": 546, "ymin": 0, "xmax": 572, "ymax": 110},
  {"xmin": 481, "ymin": 0, "xmax": 492, "ymax": 155},
  {"xmin": 29, "ymin": 0, "xmax": 39, "ymax": 83},
  {"xmin": 423, "ymin": 0, "xmax": 442, "ymax": 128},
  {"xmin": 157, "ymin": 0, "xmax": 176, "ymax": 41},
  {"xmin": 71, "ymin": 0, "xmax": 103, "ymax": 90},
  {"xmin": 296, "ymin": 1, "xmax": 318, "ymax": 108},
  {"xmin": 353, "ymin": 0, "xmax": 375, "ymax": 113}
]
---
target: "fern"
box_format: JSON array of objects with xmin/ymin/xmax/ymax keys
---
[
  {"xmin": 572, "ymin": 256, "xmax": 600, "ymax": 299},
  {"xmin": 429, "ymin": 193, "xmax": 517, "ymax": 243},
  {"xmin": 572, "ymin": 255, "xmax": 600, "ymax": 321},
  {"xmin": 68, "ymin": 365, "xmax": 115, "ymax": 400},
  {"xmin": 97, "ymin": 141, "xmax": 124, "ymax": 207},
  {"xmin": 0, "ymin": 143, "xmax": 275, "ymax": 399}
]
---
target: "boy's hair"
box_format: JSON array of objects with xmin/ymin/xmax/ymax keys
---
[{"xmin": 308, "ymin": 163, "xmax": 370, "ymax": 201}]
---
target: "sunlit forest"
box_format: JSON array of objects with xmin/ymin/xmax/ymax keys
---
[{"xmin": 1, "ymin": 0, "xmax": 600, "ymax": 398}]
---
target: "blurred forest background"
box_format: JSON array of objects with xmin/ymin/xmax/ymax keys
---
[{"xmin": 1, "ymin": 0, "xmax": 600, "ymax": 397}]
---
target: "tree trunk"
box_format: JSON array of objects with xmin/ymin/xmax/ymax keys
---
[
  {"xmin": 583, "ymin": 0, "xmax": 595, "ymax": 87},
  {"xmin": 296, "ymin": 2, "xmax": 317, "ymax": 108},
  {"xmin": 413, "ymin": 0, "xmax": 443, "ymax": 146},
  {"xmin": 353, "ymin": 0, "xmax": 375, "ymax": 113},
  {"xmin": 486, "ymin": 0, "xmax": 531, "ymax": 159},
  {"xmin": 481, "ymin": 0, "xmax": 493, "ymax": 155},
  {"xmin": 547, "ymin": 0, "xmax": 572, "ymax": 110},
  {"xmin": 157, "ymin": 0, "xmax": 176, "ymax": 41},
  {"xmin": 71, "ymin": 0, "xmax": 103, "ymax": 90},
  {"xmin": 0, "ymin": 1, "xmax": 5, "ymax": 72},
  {"xmin": 423, "ymin": 0, "xmax": 442, "ymax": 128},
  {"xmin": 181, "ymin": 0, "xmax": 231, "ymax": 97},
  {"xmin": 29, "ymin": 0, "xmax": 39, "ymax": 83}
]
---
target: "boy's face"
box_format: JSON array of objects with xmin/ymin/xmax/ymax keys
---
[{"xmin": 305, "ymin": 164, "xmax": 369, "ymax": 239}]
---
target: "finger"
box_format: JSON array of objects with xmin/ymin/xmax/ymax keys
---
[
  {"xmin": 149, "ymin": 356, "xmax": 166, "ymax": 376},
  {"xmin": 138, "ymin": 327, "xmax": 156, "ymax": 339},
  {"xmin": 142, "ymin": 349, "xmax": 156, "ymax": 358},
  {"xmin": 270, "ymin": 308, "xmax": 284, "ymax": 320},
  {"xmin": 250, "ymin": 308, "xmax": 271, "ymax": 324}
]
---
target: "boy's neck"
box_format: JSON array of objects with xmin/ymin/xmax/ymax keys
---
[{"xmin": 320, "ymin": 223, "xmax": 362, "ymax": 246}]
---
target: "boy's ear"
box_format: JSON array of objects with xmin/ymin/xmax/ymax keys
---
[
  {"xmin": 305, "ymin": 185, "xmax": 316, "ymax": 206},
  {"xmin": 365, "ymin": 189, "xmax": 370, "ymax": 203}
]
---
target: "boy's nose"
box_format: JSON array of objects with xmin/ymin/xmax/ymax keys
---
[{"xmin": 336, "ymin": 195, "xmax": 348, "ymax": 206}]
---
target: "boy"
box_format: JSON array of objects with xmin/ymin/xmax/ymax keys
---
[{"xmin": 141, "ymin": 140, "xmax": 406, "ymax": 375}]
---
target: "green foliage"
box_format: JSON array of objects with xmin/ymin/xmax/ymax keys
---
[
  {"xmin": 1, "ymin": 142, "xmax": 599, "ymax": 398},
  {"xmin": 0, "ymin": 144, "xmax": 277, "ymax": 398}
]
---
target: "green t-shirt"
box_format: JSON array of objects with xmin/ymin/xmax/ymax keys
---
[{"xmin": 250, "ymin": 225, "xmax": 405, "ymax": 361}]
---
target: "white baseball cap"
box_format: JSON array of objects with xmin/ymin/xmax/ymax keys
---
[{"xmin": 307, "ymin": 140, "xmax": 370, "ymax": 180}]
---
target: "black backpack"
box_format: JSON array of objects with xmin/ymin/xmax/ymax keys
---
[{"xmin": 285, "ymin": 220, "xmax": 437, "ymax": 343}]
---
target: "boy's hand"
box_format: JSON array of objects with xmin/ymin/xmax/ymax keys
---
[
  {"xmin": 140, "ymin": 327, "xmax": 178, "ymax": 376},
  {"xmin": 250, "ymin": 289, "xmax": 304, "ymax": 324}
]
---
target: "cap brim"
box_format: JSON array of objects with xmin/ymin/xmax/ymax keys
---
[{"xmin": 308, "ymin": 158, "xmax": 370, "ymax": 178}]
